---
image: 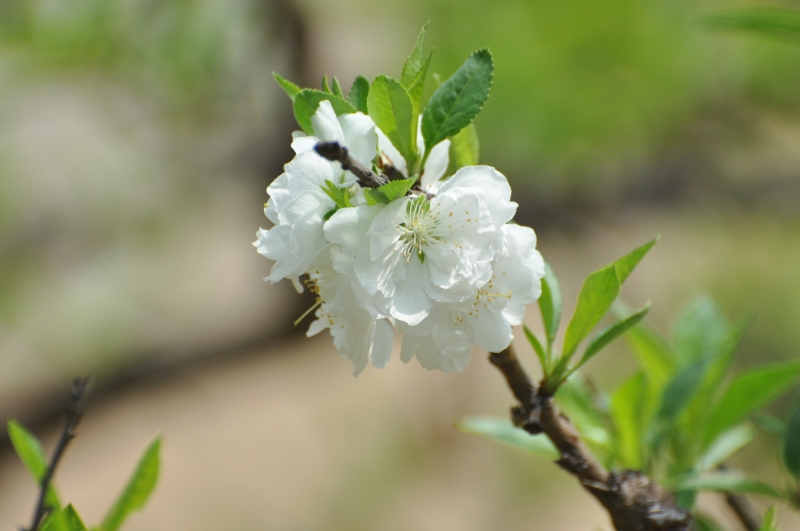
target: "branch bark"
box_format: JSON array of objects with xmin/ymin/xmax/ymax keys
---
[
  {"xmin": 28, "ymin": 378, "xmax": 90, "ymax": 531},
  {"xmin": 725, "ymin": 491, "xmax": 761, "ymax": 531},
  {"xmin": 489, "ymin": 345, "xmax": 690, "ymax": 531},
  {"xmin": 314, "ymin": 142, "xmax": 388, "ymax": 188}
]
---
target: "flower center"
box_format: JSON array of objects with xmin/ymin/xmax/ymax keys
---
[{"xmin": 396, "ymin": 196, "xmax": 443, "ymax": 262}]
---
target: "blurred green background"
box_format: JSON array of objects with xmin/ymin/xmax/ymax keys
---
[{"xmin": 1, "ymin": 0, "xmax": 800, "ymax": 529}]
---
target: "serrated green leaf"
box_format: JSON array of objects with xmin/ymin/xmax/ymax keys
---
[
  {"xmin": 380, "ymin": 178, "xmax": 416, "ymax": 202},
  {"xmin": 611, "ymin": 372, "xmax": 646, "ymax": 469},
  {"xmin": 401, "ymin": 23, "xmax": 429, "ymax": 87},
  {"xmin": 614, "ymin": 236, "xmax": 658, "ymax": 284},
  {"xmin": 364, "ymin": 189, "xmax": 384, "ymax": 205},
  {"xmin": 272, "ymin": 72, "xmax": 301, "ymax": 101},
  {"xmin": 783, "ymin": 400, "xmax": 800, "ymax": 479},
  {"xmin": 407, "ymin": 51, "xmax": 433, "ymax": 115},
  {"xmin": 523, "ymin": 325, "xmax": 548, "ymax": 373},
  {"xmin": 562, "ymin": 265, "xmax": 621, "ymax": 361},
  {"xmin": 368, "ymin": 76, "xmax": 416, "ymax": 170},
  {"xmin": 293, "ymin": 89, "xmax": 356, "ymax": 135},
  {"xmin": 63, "ymin": 505, "xmax": 88, "ymax": 531},
  {"xmin": 456, "ymin": 417, "xmax": 558, "ymax": 459},
  {"xmin": 421, "ymin": 49, "xmax": 493, "ymax": 159},
  {"xmin": 575, "ymin": 302, "xmax": 651, "ymax": 371},
  {"xmin": 448, "ymin": 122, "xmax": 479, "ymax": 173},
  {"xmin": 697, "ymin": 424, "xmax": 756, "ymax": 472},
  {"xmin": 702, "ymin": 7, "xmax": 800, "ymax": 41},
  {"xmin": 675, "ymin": 472, "xmax": 782, "ymax": 498},
  {"xmin": 102, "ymin": 438, "xmax": 161, "ymax": 531},
  {"xmin": 321, "ymin": 180, "xmax": 351, "ymax": 209},
  {"xmin": 538, "ymin": 262, "xmax": 562, "ymax": 347},
  {"xmin": 705, "ymin": 360, "xmax": 800, "ymax": 446},
  {"xmin": 758, "ymin": 506, "xmax": 780, "ymax": 531},
  {"xmin": 7, "ymin": 419, "xmax": 61, "ymax": 510},
  {"xmin": 347, "ymin": 76, "xmax": 370, "ymax": 114},
  {"xmin": 332, "ymin": 76, "xmax": 344, "ymax": 98}
]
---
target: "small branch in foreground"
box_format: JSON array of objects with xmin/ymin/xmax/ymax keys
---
[
  {"xmin": 28, "ymin": 378, "xmax": 90, "ymax": 531},
  {"xmin": 489, "ymin": 346, "xmax": 690, "ymax": 531},
  {"xmin": 314, "ymin": 142, "xmax": 388, "ymax": 188}
]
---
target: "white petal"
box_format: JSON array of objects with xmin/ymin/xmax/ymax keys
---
[
  {"xmin": 291, "ymin": 135, "xmax": 319, "ymax": 155},
  {"xmin": 324, "ymin": 204, "xmax": 383, "ymax": 256},
  {"xmin": 370, "ymin": 319, "xmax": 394, "ymax": 368},
  {"xmin": 420, "ymin": 139, "xmax": 450, "ymax": 192},
  {"xmin": 472, "ymin": 309, "xmax": 513, "ymax": 353},
  {"xmin": 376, "ymin": 128, "xmax": 408, "ymax": 177},
  {"xmin": 311, "ymin": 100, "xmax": 345, "ymax": 144},
  {"xmin": 339, "ymin": 112, "xmax": 377, "ymax": 167},
  {"xmin": 439, "ymin": 166, "xmax": 518, "ymax": 228}
]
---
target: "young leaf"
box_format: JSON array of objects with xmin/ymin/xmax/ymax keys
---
[
  {"xmin": 363, "ymin": 178, "xmax": 416, "ymax": 205},
  {"xmin": 705, "ymin": 360, "xmax": 800, "ymax": 446},
  {"xmin": 448, "ymin": 122, "xmax": 480, "ymax": 173},
  {"xmin": 693, "ymin": 513, "xmax": 728, "ymax": 531},
  {"xmin": 455, "ymin": 416, "xmax": 558, "ymax": 459},
  {"xmin": 657, "ymin": 357, "xmax": 712, "ymax": 428},
  {"xmin": 321, "ymin": 75, "xmax": 331, "ymax": 93},
  {"xmin": 367, "ymin": 76, "xmax": 416, "ymax": 169},
  {"xmin": 347, "ymin": 76, "xmax": 370, "ymax": 114},
  {"xmin": 672, "ymin": 296, "xmax": 731, "ymax": 365},
  {"xmin": 611, "ymin": 372, "xmax": 647, "ymax": 469},
  {"xmin": 272, "ymin": 72, "xmax": 301, "ymax": 101},
  {"xmin": 401, "ymin": 23, "xmax": 430, "ymax": 87},
  {"xmin": 759, "ymin": 506, "xmax": 780, "ymax": 531},
  {"xmin": 702, "ymin": 7, "xmax": 800, "ymax": 41},
  {"xmin": 321, "ymin": 180, "xmax": 352, "ymax": 209},
  {"xmin": 753, "ymin": 413, "xmax": 787, "ymax": 437},
  {"xmin": 7, "ymin": 419, "xmax": 61, "ymax": 510},
  {"xmin": 675, "ymin": 471, "xmax": 782, "ymax": 498},
  {"xmin": 102, "ymin": 438, "xmax": 162, "ymax": 531},
  {"xmin": 523, "ymin": 325, "xmax": 548, "ymax": 373},
  {"xmin": 421, "ymin": 49, "xmax": 493, "ymax": 156},
  {"xmin": 538, "ymin": 262, "xmax": 562, "ymax": 347},
  {"xmin": 614, "ymin": 236, "xmax": 659, "ymax": 284},
  {"xmin": 40, "ymin": 511, "xmax": 69, "ymax": 531},
  {"xmin": 63, "ymin": 505, "xmax": 88, "ymax": 531},
  {"xmin": 332, "ymin": 76, "xmax": 344, "ymax": 99},
  {"xmin": 562, "ymin": 264, "xmax": 621, "ymax": 360},
  {"xmin": 556, "ymin": 374, "xmax": 612, "ymax": 455},
  {"xmin": 293, "ymin": 89, "xmax": 356, "ymax": 135},
  {"xmin": 624, "ymin": 320, "xmax": 676, "ymax": 389},
  {"xmin": 407, "ymin": 51, "xmax": 433, "ymax": 114},
  {"xmin": 575, "ymin": 302, "xmax": 651, "ymax": 371},
  {"xmin": 697, "ymin": 424, "xmax": 756, "ymax": 472},
  {"xmin": 783, "ymin": 399, "xmax": 800, "ymax": 479}
]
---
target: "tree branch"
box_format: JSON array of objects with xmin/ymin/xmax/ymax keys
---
[
  {"xmin": 314, "ymin": 142, "xmax": 388, "ymax": 188},
  {"xmin": 28, "ymin": 378, "xmax": 90, "ymax": 531},
  {"xmin": 725, "ymin": 491, "xmax": 761, "ymax": 531},
  {"xmin": 489, "ymin": 345, "xmax": 690, "ymax": 531}
]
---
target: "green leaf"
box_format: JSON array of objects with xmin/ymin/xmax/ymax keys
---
[
  {"xmin": 758, "ymin": 506, "xmax": 780, "ymax": 531},
  {"xmin": 102, "ymin": 437, "xmax": 162, "ymax": 531},
  {"xmin": 321, "ymin": 75, "xmax": 331, "ymax": 93},
  {"xmin": 562, "ymin": 265, "xmax": 621, "ymax": 361},
  {"xmin": 347, "ymin": 76, "xmax": 370, "ymax": 114},
  {"xmin": 702, "ymin": 7, "xmax": 800, "ymax": 41},
  {"xmin": 611, "ymin": 372, "xmax": 647, "ymax": 469},
  {"xmin": 455, "ymin": 417, "xmax": 558, "ymax": 459},
  {"xmin": 272, "ymin": 72, "xmax": 301, "ymax": 101},
  {"xmin": 401, "ymin": 23, "xmax": 430, "ymax": 87},
  {"xmin": 293, "ymin": 89, "xmax": 356, "ymax": 135},
  {"xmin": 697, "ymin": 424, "xmax": 756, "ymax": 472},
  {"xmin": 523, "ymin": 325, "xmax": 548, "ymax": 373},
  {"xmin": 63, "ymin": 505, "xmax": 88, "ymax": 531},
  {"xmin": 705, "ymin": 360, "xmax": 800, "ymax": 446},
  {"xmin": 363, "ymin": 178, "xmax": 416, "ymax": 205},
  {"xmin": 538, "ymin": 262, "xmax": 562, "ymax": 347},
  {"xmin": 407, "ymin": 51, "xmax": 433, "ymax": 115},
  {"xmin": 624, "ymin": 320, "xmax": 676, "ymax": 387},
  {"xmin": 575, "ymin": 302, "xmax": 651, "ymax": 371},
  {"xmin": 331, "ymin": 76, "xmax": 344, "ymax": 99},
  {"xmin": 752, "ymin": 414, "xmax": 787, "ymax": 437},
  {"xmin": 675, "ymin": 472, "xmax": 782, "ymax": 498},
  {"xmin": 784, "ymin": 400, "xmax": 800, "ymax": 479},
  {"xmin": 693, "ymin": 513, "xmax": 728, "ymax": 531},
  {"xmin": 41, "ymin": 511, "xmax": 69, "ymax": 531},
  {"xmin": 614, "ymin": 236, "xmax": 658, "ymax": 284},
  {"xmin": 421, "ymin": 48, "xmax": 493, "ymax": 156},
  {"xmin": 557, "ymin": 374, "xmax": 611, "ymax": 455},
  {"xmin": 447, "ymin": 122, "xmax": 480, "ymax": 173},
  {"xmin": 657, "ymin": 357, "xmax": 711, "ymax": 428},
  {"xmin": 7, "ymin": 419, "xmax": 61, "ymax": 510},
  {"xmin": 367, "ymin": 76, "xmax": 416, "ymax": 170},
  {"xmin": 321, "ymin": 180, "xmax": 352, "ymax": 209},
  {"xmin": 672, "ymin": 296, "xmax": 731, "ymax": 365}
]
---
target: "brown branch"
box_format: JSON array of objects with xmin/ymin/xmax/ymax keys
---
[
  {"xmin": 27, "ymin": 378, "xmax": 90, "ymax": 531},
  {"xmin": 725, "ymin": 491, "xmax": 761, "ymax": 531},
  {"xmin": 489, "ymin": 345, "xmax": 690, "ymax": 531},
  {"xmin": 314, "ymin": 142, "xmax": 388, "ymax": 188}
]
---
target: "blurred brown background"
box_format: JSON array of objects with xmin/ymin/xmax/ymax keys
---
[{"xmin": 2, "ymin": 0, "xmax": 800, "ymax": 529}]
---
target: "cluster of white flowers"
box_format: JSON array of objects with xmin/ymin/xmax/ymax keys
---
[{"xmin": 255, "ymin": 101, "xmax": 545, "ymax": 375}]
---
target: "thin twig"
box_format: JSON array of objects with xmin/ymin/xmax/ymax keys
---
[
  {"xmin": 28, "ymin": 378, "xmax": 90, "ymax": 531},
  {"xmin": 314, "ymin": 142, "xmax": 388, "ymax": 188},
  {"xmin": 725, "ymin": 490, "xmax": 761, "ymax": 531},
  {"xmin": 489, "ymin": 345, "xmax": 690, "ymax": 531}
]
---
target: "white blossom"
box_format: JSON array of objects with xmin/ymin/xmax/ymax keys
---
[
  {"xmin": 305, "ymin": 255, "xmax": 394, "ymax": 376},
  {"xmin": 377, "ymin": 118, "xmax": 451, "ymax": 194}
]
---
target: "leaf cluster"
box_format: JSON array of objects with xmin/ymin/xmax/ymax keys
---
[{"xmin": 7, "ymin": 420, "xmax": 160, "ymax": 531}]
